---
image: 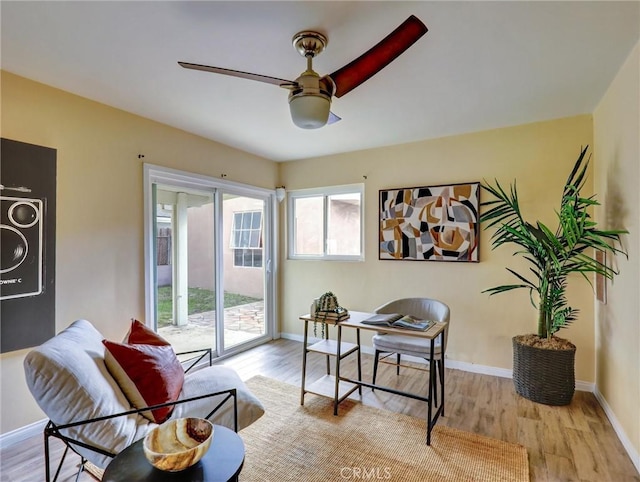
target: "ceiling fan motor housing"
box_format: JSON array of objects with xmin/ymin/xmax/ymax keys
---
[{"xmin": 288, "ymin": 73, "xmax": 333, "ymax": 129}]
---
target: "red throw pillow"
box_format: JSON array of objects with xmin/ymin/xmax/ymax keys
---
[
  {"xmin": 103, "ymin": 339, "xmax": 184, "ymax": 423},
  {"xmin": 125, "ymin": 319, "xmax": 171, "ymax": 346}
]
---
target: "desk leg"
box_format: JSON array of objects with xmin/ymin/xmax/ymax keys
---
[
  {"xmin": 325, "ymin": 322, "xmax": 331, "ymax": 375},
  {"xmin": 334, "ymin": 324, "xmax": 343, "ymax": 416},
  {"xmin": 426, "ymin": 337, "xmax": 436, "ymax": 445},
  {"xmin": 300, "ymin": 320, "xmax": 309, "ymax": 406},
  {"xmin": 356, "ymin": 328, "xmax": 362, "ymax": 395}
]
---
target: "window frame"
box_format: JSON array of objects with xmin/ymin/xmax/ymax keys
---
[{"xmin": 287, "ymin": 183, "xmax": 364, "ymax": 261}]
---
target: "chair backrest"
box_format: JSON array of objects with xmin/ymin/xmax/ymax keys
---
[
  {"xmin": 23, "ymin": 319, "xmax": 152, "ymax": 468},
  {"xmin": 374, "ymin": 298, "xmax": 451, "ymax": 351}
]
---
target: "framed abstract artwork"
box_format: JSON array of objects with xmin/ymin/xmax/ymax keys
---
[{"xmin": 379, "ymin": 182, "xmax": 480, "ymax": 262}]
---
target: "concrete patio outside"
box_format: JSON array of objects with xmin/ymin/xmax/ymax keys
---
[{"xmin": 158, "ymin": 300, "xmax": 265, "ymax": 354}]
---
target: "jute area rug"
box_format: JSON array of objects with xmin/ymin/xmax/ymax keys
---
[{"xmin": 241, "ymin": 376, "xmax": 529, "ymax": 482}]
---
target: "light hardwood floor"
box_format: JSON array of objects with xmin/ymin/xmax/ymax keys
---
[{"xmin": 1, "ymin": 338, "xmax": 638, "ymax": 481}]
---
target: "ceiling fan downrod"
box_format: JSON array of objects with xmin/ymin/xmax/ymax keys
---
[{"xmin": 288, "ymin": 31, "xmax": 334, "ymax": 129}]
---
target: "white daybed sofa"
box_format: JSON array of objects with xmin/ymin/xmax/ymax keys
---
[{"xmin": 23, "ymin": 319, "xmax": 264, "ymax": 480}]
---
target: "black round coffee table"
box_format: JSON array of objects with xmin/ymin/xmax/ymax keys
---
[{"xmin": 102, "ymin": 425, "xmax": 245, "ymax": 482}]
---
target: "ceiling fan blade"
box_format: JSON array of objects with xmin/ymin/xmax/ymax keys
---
[
  {"xmin": 327, "ymin": 112, "xmax": 342, "ymax": 125},
  {"xmin": 178, "ymin": 61, "xmax": 296, "ymax": 87},
  {"xmin": 327, "ymin": 15, "xmax": 427, "ymax": 98}
]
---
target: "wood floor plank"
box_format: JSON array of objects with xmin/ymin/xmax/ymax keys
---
[
  {"xmin": 574, "ymin": 390, "xmax": 607, "ymax": 422},
  {"xmin": 517, "ymin": 417, "xmax": 548, "ymax": 480},
  {"xmin": 589, "ymin": 419, "xmax": 640, "ymax": 479},
  {"xmin": 545, "ymin": 453, "xmax": 579, "ymax": 482},
  {"xmin": 541, "ymin": 412, "xmax": 573, "ymax": 458},
  {"xmin": 566, "ymin": 426, "xmax": 613, "ymax": 481},
  {"xmin": 1, "ymin": 338, "xmax": 638, "ymax": 482},
  {"xmin": 517, "ymin": 394, "xmax": 542, "ymax": 421}
]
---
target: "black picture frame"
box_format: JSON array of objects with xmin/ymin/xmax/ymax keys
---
[
  {"xmin": 379, "ymin": 181, "xmax": 480, "ymax": 262},
  {"xmin": 1, "ymin": 138, "xmax": 57, "ymax": 353}
]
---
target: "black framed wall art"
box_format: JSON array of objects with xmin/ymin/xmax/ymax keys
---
[
  {"xmin": 1, "ymin": 138, "xmax": 57, "ymax": 352},
  {"xmin": 379, "ymin": 182, "xmax": 479, "ymax": 262}
]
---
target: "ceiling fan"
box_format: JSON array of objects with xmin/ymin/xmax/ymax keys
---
[{"xmin": 178, "ymin": 15, "xmax": 427, "ymax": 129}]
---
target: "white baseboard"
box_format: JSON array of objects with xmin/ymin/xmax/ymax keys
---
[
  {"xmin": 575, "ymin": 380, "xmax": 595, "ymax": 392},
  {"xmin": 444, "ymin": 358, "xmax": 513, "ymax": 379},
  {"xmin": 594, "ymin": 388, "xmax": 640, "ymax": 474},
  {"xmin": 0, "ymin": 418, "xmax": 47, "ymax": 450}
]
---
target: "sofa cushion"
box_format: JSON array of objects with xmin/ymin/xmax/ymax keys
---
[
  {"xmin": 103, "ymin": 340, "xmax": 185, "ymax": 423},
  {"xmin": 172, "ymin": 365, "xmax": 265, "ymax": 431},
  {"xmin": 23, "ymin": 320, "xmax": 153, "ymax": 469}
]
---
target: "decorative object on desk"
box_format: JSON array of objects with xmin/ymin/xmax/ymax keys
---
[
  {"xmin": 143, "ymin": 417, "xmax": 214, "ymax": 472},
  {"xmin": 363, "ymin": 313, "xmax": 435, "ymax": 331},
  {"xmin": 315, "ymin": 307, "xmax": 349, "ymax": 322},
  {"xmin": 311, "ymin": 291, "xmax": 349, "ymax": 337},
  {"xmin": 480, "ymin": 145, "xmax": 627, "ymax": 406},
  {"xmin": 379, "ymin": 181, "xmax": 479, "ymax": 262},
  {"xmin": 316, "ymin": 291, "xmax": 339, "ymax": 312},
  {"xmin": 242, "ymin": 376, "xmax": 529, "ymax": 482}
]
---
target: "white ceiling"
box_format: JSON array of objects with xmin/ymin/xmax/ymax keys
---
[{"xmin": 2, "ymin": 1, "xmax": 638, "ymax": 162}]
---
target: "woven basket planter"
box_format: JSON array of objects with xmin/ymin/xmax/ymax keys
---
[{"xmin": 512, "ymin": 336, "xmax": 576, "ymax": 406}]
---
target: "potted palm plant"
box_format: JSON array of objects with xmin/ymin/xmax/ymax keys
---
[{"xmin": 480, "ymin": 146, "xmax": 627, "ymax": 405}]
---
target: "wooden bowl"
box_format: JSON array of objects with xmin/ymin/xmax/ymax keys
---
[{"xmin": 143, "ymin": 418, "xmax": 214, "ymax": 472}]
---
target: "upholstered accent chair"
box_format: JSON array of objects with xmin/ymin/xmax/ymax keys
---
[
  {"xmin": 24, "ymin": 319, "xmax": 264, "ymax": 481},
  {"xmin": 371, "ymin": 298, "xmax": 450, "ymax": 392}
]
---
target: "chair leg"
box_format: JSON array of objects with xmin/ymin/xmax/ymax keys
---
[
  {"xmin": 396, "ymin": 353, "xmax": 401, "ymax": 376},
  {"xmin": 46, "ymin": 423, "xmax": 70, "ymax": 482},
  {"xmin": 372, "ymin": 350, "xmax": 381, "ymax": 390},
  {"xmin": 51, "ymin": 443, "xmax": 70, "ymax": 482}
]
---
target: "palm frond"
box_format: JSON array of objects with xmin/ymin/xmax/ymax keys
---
[{"xmin": 480, "ymin": 145, "xmax": 628, "ymax": 338}]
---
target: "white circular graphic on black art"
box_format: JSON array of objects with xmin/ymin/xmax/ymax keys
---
[
  {"xmin": 0, "ymin": 225, "xmax": 29, "ymax": 273},
  {"xmin": 9, "ymin": 201, "xmax": 40, "ymax": 228}
]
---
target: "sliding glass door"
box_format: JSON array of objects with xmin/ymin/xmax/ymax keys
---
[{"xmin": 144, "ymin": 166, "xmax": 275, "ymax": 358}]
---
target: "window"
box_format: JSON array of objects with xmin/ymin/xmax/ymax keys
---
[
  {"xmin": 288, "ymin": 184, "xmax": 364, "ymax": 260},
  {"xmin": 231, "ymin": 211, "xmax": 263, "ymax": 267}
]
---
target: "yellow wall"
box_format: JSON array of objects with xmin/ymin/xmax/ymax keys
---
[
  {"xmin": 280, "ymin": 115, "xmax": 596, "ymax": 379},
  {"xmin": 0, "ymin": 72, "xmax": 278, "ymax": 433},
  {"xmin": 593, "ymin": 41, "xmax": 640, "ymax": 462}
]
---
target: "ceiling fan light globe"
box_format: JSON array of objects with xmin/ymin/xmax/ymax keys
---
[{"xmin": 289, "ymin": 94, "xmax": 331, "ymax": 129}]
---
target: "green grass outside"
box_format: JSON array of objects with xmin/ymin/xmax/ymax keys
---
[{"xmin": 157, "ymin": 286, "xmax": 261, "ymax": 328}]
